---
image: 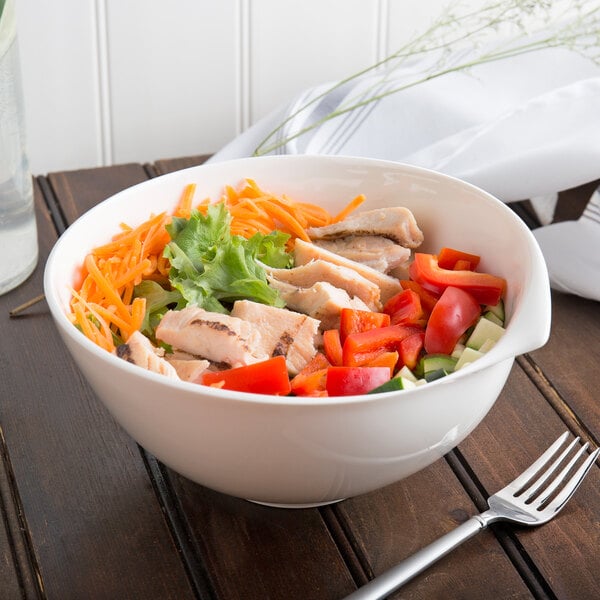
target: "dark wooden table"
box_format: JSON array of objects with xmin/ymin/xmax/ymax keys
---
[{"xmin": 1, "ymin": 156, "xmax": 599, "ymax": 600}]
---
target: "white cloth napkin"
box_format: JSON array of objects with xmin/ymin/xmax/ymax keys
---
[{"xmin": 210, "ymin": 46, "xmax": 600, "ymax": 302}]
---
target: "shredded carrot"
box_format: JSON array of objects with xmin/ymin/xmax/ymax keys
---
[
  {"xmin": 211, "ymin": 178, "xmax": 364, "ymax": 245},
  {"xmin": 173, "ymin": 183, "xmax": 197, "ymax": 219},
  {"xmin": 332, "ymin": 194, "xmax": 365, "ymax": 223},
  {"xmin": 70, "ymin": 177, "xmax": 365, "ymax": 351}
]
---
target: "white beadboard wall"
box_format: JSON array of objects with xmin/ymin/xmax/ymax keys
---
[{"xmin": 15, "ymin": 0, "xmax": 464, "ymax": 175}]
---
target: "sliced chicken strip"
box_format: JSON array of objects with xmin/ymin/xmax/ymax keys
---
[
  {"xmin": 231, "ymin": 300, "xmax": 320, "ymax": 375},
  {"xmin": 314, "ymin": 236, "xmax": 410, "ymax": 274},
  {"xmin": 264, "ymin": 258, "xmax": 381, "ymax": 311},
  {"xmin": 116, "ymin": 330, "xmax": 180, "ymax": 379},
  {"xmin": 293, "ymin": 239, "xmax": 402, "ymax": 304},
  {"xmin": 307, "ymin": 207, "xmax": 424, "ymax": 248},
  {"xmin": 268, "ymin": 279, "xmax": 370, "ymax": 331},
  {"xmin": 156, "ymin": 305, "xmax": 268, "ymax": 368},
  {"xmin": 165, "ymin": 356, "xmax": 211, "ymax": 382}
]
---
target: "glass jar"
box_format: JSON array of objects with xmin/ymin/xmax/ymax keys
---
[{"xmin": 0, "ymin": 0, "xmax": 38, "ymax": 295}]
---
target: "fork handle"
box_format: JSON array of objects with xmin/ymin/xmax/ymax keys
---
[{"xmin": 343, "ymin": 515, "xmax": 487, "ymax": 599}]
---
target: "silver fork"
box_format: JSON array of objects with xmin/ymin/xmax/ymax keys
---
[{"xmin": 343, "ymin": 432, "xmax": 599, "ymax": 600}]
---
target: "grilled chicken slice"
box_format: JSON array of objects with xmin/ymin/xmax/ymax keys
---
[
  {"xmin": 293, "ymin": 239, "xmax": 402, "ymax": 304},
  {"xmin": 267, "ymin": 279, "xmax": 370, "ymax": 331},
  {"xmin": 307, "ymin": 207, "xmax": 424, "ymax": 248},
  {"xmin": 156, "ymin": 305, "xmax": 268, "ymax": 368},
  {"xmin": 164, "ymin": 351, "xmax": 211, "ymax": 382},
  {"xmin": 231, "ymin": 300, "xmax": 320, "ymax": 375},
  {"xmin": 264, "ymin": 259, "xmax": 381, "ymax": 311},
  {"xmin": 116, "ymin": 331, "xmax": 180, "ymax": 379},
  {"xmin": 314, "ymin": 236, "xmax": 411, "ymax": 274}
]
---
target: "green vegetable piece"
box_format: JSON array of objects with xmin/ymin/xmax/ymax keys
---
[
  {"xmin": 134, "ymin": 280, "xmax": 184, "ymax": 337},
  {"xmin": 424, "ymin": 368, "xmax": 449, "ymax": 382},
  {"xmin": 368, "ymin": 376, "xmax": 416, "ymax": 394},
  {"xmin": 164, "ymin": 203, "xmax": 292, "ymax": 314},
  {"xmin": 455, "ymin": 347, "xmax": 484, "ymax": 371},
  {"xmin": 466, "ymin": 317, "xmax": 505, "ymax": 350},
  {"xmin": 422, "ymin": 354, "xmax": 457, "ymax": 374}
]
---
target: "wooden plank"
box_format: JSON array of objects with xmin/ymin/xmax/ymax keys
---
[
  {"xmin": 524, "ymin": 291, "xmax": 600, "ymax": 440},
  {"xmin": 553, "ymin": 180, "xmax": 598, "ymax": 223},
  {"xmin": 0, "ymin": 432, "xmax": 34, "ymax": 600},
  {"xmin": 46, "ymin": 163, "xmax": 150, "ymax": 223},
  {"xmin": 1, "ymin": 167, "xmax": 196, "ymax": 599},
  {"xmin": 165, "ymin": 472, "xmax": 358, "ymax": 600},
  {"xmin": 332, "ymin": 424, "xmax": 533, "ymax": 599},
  {"xmin": 153, "ymin": 154, "xmax": 212, "ymax": 175},
  {"xmin": 458, "ymin": 366, "xmax": 600, "ymax": 599}
]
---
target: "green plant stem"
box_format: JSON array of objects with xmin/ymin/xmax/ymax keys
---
[
  {"xmin": 254, "ymin": 34, "xmax": 563, "ymax": 157},
  {"xmin": 252, "ymin": 0, "xmax": 600, "ymax": 157}
]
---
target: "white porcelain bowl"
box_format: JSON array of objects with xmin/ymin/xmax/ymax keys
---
[{"xmin": 44, "ymin": 155, "xmax": 551, "ymax": 507}]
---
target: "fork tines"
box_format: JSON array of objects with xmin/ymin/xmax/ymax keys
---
[{"xmin": 510, "ymin": 432, "xmax": 599, "ymax": 512}]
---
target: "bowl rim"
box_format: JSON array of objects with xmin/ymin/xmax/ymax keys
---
[{"xmin": 43, "ymin": 154, "xmax": 550, "ymax": 407}]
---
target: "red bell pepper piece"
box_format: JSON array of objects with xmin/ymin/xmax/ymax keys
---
[
  {"xmin": 290, "ymin": 352, "xmax": 330, "ymax": 396},
  {"xmin": 437, "ymin": 247, "xmax": 480, "ymax": 271},
  {"xmin": 322, "ymin": 329, "xmax": 343, "ymax": 366},
  {"xmin": 201, "ymin": 355, "xmax": 291, "ymax": 395},
  {"xmin": 424, "ymin": 286, "xmax": 481, "ymax": 355},
  {"xmin": 409, "ymin": 253, "xmax": 506, "ymax": 306},
  {"xmin": 326, "ymin": 366, "xmax": 391, "ymax": 396},
  {"xmin": 398, "ymin": 331, "xmax": 425, "ymax": 370},
  {"xmin": 383, "ymin": 289, "xmax": 424, "ymax": 325},
  {"xmin": 342, "ymin": 324, "xmax": 423, "ymax": 368},
  {"xmin": 453, "ymin": 259, "xmax": 473, "ymax": 271},
  {"xmin": 339, "ymin": 308, "xmax": 390, "ymax": 344},
  {"xmin": 364, "ymin": 351, "xmax": 399, "ymax": 377},
  {"xmin": 399, "ymin": 280, "xmax": 439, "ymax": 316}
]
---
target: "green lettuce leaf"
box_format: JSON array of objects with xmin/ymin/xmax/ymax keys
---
[
  {"xmin": 134, "ymin": 280, "xmax": 185, "ymax": 337},
  {"xmin": 163, "ymin": 203, "xmax": 291, "ymax": 313}
]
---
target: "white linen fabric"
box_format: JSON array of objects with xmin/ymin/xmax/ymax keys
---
[{"xmin": 210, "ymin": 46, "xmax": 600, "ymax": 302}]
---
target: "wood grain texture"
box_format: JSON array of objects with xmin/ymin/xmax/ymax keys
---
[
  {"xmin": 164, "ymin": 472, "xmax": 358, "ymax": 600},
  {"xmin": 0, "ymin": 168, "xmax": 195, "ymax": 599},
  {"xmin": 333, "ymin": 449, "xmax": 532, "ymax": 599},
  {"xmin": 2, "ymin": 156, "xmax": 599, "ymax": 600},
  {"xmin": 458, "ymin": 366, "xmax": 600, "ymax": 599},
  {"xmin": 526, "ymin": 292, "xmax": 600, "ymax": 441}
]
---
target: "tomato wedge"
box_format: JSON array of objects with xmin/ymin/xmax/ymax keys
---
[
  {"xmin": 326, "ymin": 366, "xmax": 391, "ymax": 396},
  {"xmin": 409, "ymin": 253, "xmax": 505, "ymax": 306},
  {"xmin": 424, "ymin": 286, "xmax": 481, "ymax": 355},
  {"xmin": 201, "ymin": 355, "xmax": 291, "ymax": 395}
]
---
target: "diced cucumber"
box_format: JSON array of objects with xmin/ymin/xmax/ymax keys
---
[
  {"xmin": 466, "ymin": 317, "xmax": 505, "ymax": 350},
  {"xmin": 484, "ymin": 299, "xmax": 505, "ymax": 324},
  {"xmin": 421, "ymin": 354, "xmax": 457, "ymax": 374},
  {"xmin": 483, "ymin": 311, "xmax": 504, "ymax": 327},
  {"xmin": 424, "ymin": 368, "xmax": 450, "ymax": 382},
  {"xmin": 368, "ymin": 376, "xmax": 416, "ymax": 394},
  {"xmin": 455, "ymin": 347, "xmax": 484, "ymax": 370},
  {"xmin": 397, "ymin": 365, "xmax": 418, "ymax": 383},
  {"xmin": 451, "ymin": 343, "xmax": 465, "ymax": 359},
  {"xmin": 478, "ymin": 338, "xmax": 497, "ymax": 353}
]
